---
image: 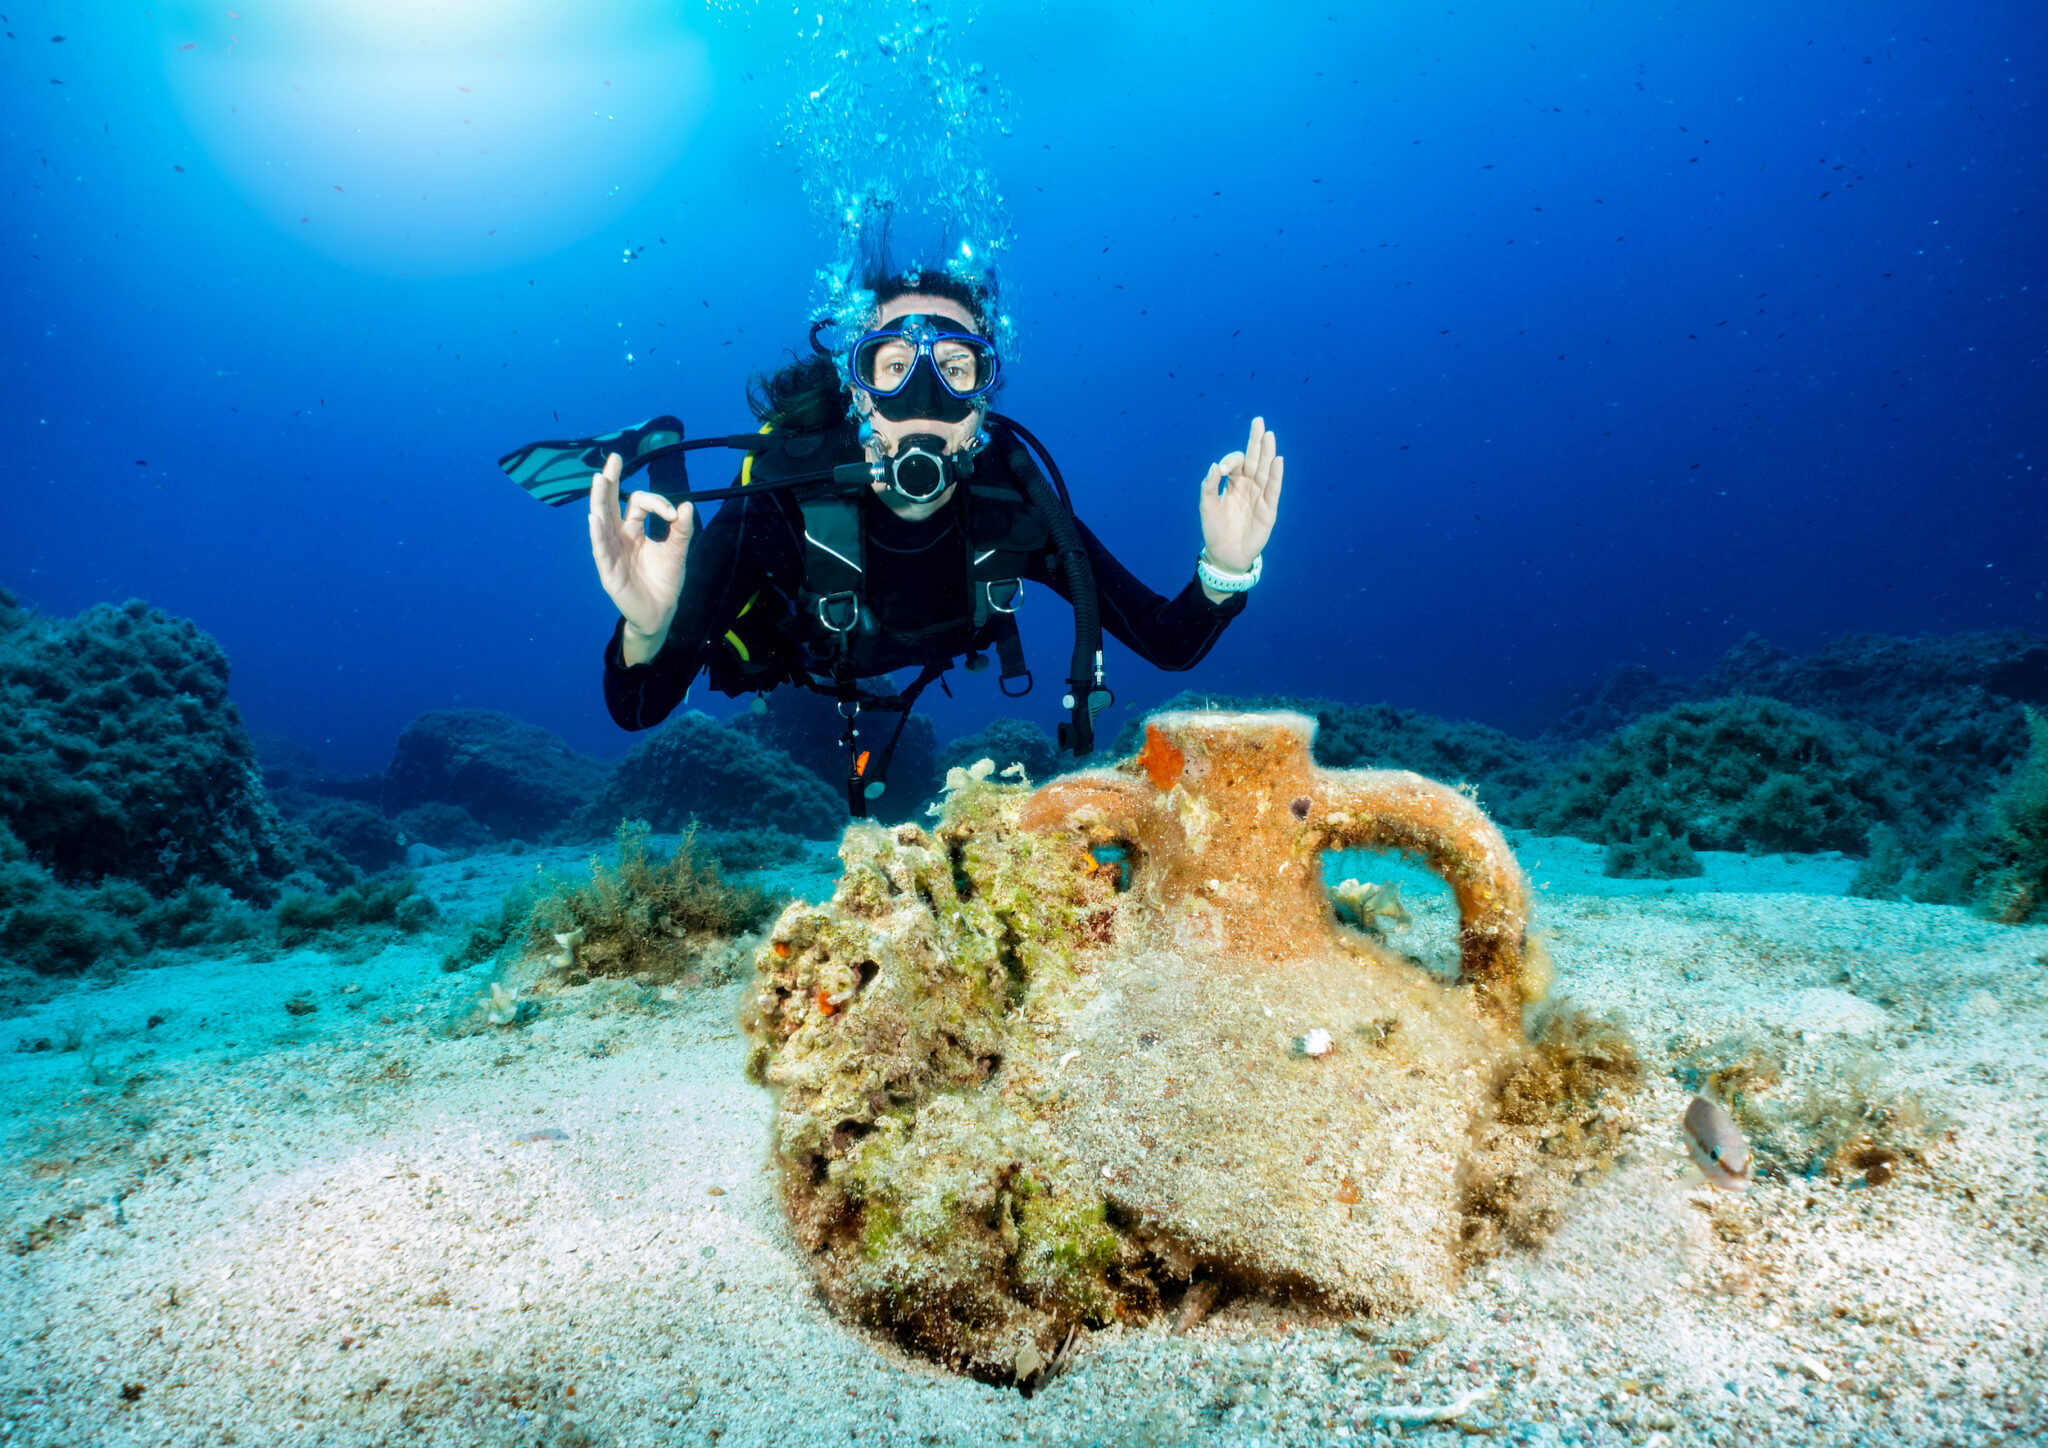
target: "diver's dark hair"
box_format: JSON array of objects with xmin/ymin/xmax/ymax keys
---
[
  {"xmin": 855, "ymin": 206, "xmax": 1001, "ymax": 332},
  {"xmin": 746, "ymin": 352, "xmax": 847, "ymax": 434},
  {"xmin": 865, "ymin": 268, "xmax": 998, "ymax": 334}
]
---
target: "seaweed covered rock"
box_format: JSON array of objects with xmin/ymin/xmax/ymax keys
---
[
  {"xmin": 1977, "ymin": 709, "xmax": 2048, "ymax": 922},
  {"xmin": 0, "ymin": 590, "xmax": 291, "ymax": 899},
  {"xmin": 0, "ymin": 819, "xmax": 143, "ymax": 978},
  {"xmin": 461, "ymin": 824, "xmax": 776, "ymax": 1001},
  {"xmin": 1538, "ymin": 662, "xmax": 1689, "ymax": 743},
  {"xmin": 1512, "ymin": 696, "xmax": 1928, "ymax": 858},
  {"xmin": 274, "ymin": 873, "xmax": 438, "ymax": 947},
  {"xmin": 582, "ymin": 711, "xmax": 847, "ymax": 840},
  {"xmin": 1696, "ymin": 630, "xmax": 2048, "ymax": 739},
  {"xmin": 383, "ymin": 710, "xmax": 609, "ymax": 842},
  {"xmin": 728, "ymin": 683, "xmax": 939, "ymax": 823},
  {"xmin": 1601, "ymin": 822, "xmax": 1705, "ymax": 880},
  {"xmin": 1547, "ymin": 632, "xmax": 2045, "ymax": 815},
  {"xmin": 290, "ymin": 797, "xmax": 406, "ymax": 875},
  {"xmin": 1886, "ymin": 708, "xmax": 2048, "ymax": 920},
  {"xmin": 391, "ymin": 801, "xmax": 496, "ymax": 855},
  {"xmin": 0, "ymin": 819, "xmax": 261, "ymax": 988},
  {"xmin": 744, "ymin": 711, "xmax": 1632, "ymax": 1383}
]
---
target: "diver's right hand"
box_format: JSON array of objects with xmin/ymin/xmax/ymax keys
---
[{"xmin": 587, "ymin": 451, "xmax": 694, "ymax": 664}]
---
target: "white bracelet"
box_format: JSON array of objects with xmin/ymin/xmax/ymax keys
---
[{"xmin": 1196, "ymin": 551, "xmax": 1262, "ymax": 593}]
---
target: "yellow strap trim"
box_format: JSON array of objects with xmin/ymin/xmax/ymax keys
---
[
  {"xmin": 726, "ymin": 428, "xmax": 773, "ymax": 660},
  {"xmin": 722, "ymin": 589, "xmax": 761, "ymax": 662},
  {"xmin": 739, "ymin": 422, "xmax": 773, "ymax": 489}
]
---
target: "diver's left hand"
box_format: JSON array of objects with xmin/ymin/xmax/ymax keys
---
[{"xmin": 1198, "ymin": 416, "xmax": 1284, "ymax": 577}]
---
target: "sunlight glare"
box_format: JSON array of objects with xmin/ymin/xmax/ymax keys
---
[{"xmin": 160, "ymin": 0, "xmax": 713, "ymax": 276}]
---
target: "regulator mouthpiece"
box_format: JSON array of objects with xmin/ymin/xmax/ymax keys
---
[{"xmin": 888, "ymin": 434, "xmax": 954, "ymax": 503}]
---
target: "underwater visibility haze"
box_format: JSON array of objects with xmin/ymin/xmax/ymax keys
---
[
  {"xmin": 4, "ymin": 0, "xmax": 2043, "ymax": 763},
  {"xmin": 3, "ymin": 2, "xmax": 2048, "ymax": 1446}
]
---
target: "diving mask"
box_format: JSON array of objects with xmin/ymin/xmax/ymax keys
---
[{"xmin": 849, "ymin": 314, "xmax": 1001, "ymax": 424}]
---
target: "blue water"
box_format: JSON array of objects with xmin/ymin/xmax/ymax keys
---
[{"xmin": 4, "ymin": 0, "xmax": 2042, "ymax": 772}]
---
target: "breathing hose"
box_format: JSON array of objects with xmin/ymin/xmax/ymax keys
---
[{"xmin": 1000, "ymin": 433, "xmax": 1109, "ymax": 755}]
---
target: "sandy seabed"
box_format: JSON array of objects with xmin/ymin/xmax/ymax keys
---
[{"xmin": 3, "ymin": 833, "xmax": 2045, "ymax": 1448}]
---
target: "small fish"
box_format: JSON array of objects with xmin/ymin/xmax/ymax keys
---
[
  {"xmin": 1680, "ymin": 1094, "xmax": 1750, "ymax": 1192},
  {"xmin": 514, "ymin": 1128, "xmax": 568, "ymax": 1144}
]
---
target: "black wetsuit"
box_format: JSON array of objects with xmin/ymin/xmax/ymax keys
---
[{"xmin": 602, "ymin": 422, "xmax": 1247, "ymax": 732}]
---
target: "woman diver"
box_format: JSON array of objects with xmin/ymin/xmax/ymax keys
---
[{"xmin": 583, "ymin": 264, "xmax": 1285, "ymax": 815}]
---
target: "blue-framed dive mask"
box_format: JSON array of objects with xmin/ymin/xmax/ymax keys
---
[{"xmin": 848, "ymin": 313, "xmax": 1001, "ymax": 424}]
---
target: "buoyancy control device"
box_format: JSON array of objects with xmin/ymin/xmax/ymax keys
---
[{"xmin": 498, "ymin": 412, "xmax": 1114, "ymax": 817}]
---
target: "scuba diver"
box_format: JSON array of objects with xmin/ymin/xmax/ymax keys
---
[{"xmin": 503, "ymin": 264, "xmax": 1283, "ymax": 816}]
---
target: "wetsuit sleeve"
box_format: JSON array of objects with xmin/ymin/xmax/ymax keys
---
[
  {"xmin": 1029, "ymin": 517, "xmax": 1247, "ymax": 671},
  {"xmin": 601, "ymin": 493, "xmax": 771, "ymax": 730}
]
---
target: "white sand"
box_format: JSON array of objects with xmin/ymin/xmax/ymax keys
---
[{"xmin": 4, "ymin": 835, "xmax": 2045, "ymax": 1447}]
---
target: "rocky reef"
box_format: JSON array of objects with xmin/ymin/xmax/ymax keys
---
[
  {"xmin": 0, "ymin": 590, "xmax": 291, "ymax": 902},
  {"xmin": 583, "ymin": 710, "xmax": 848, "ymax": 840},
  {"xmin": 744, "ymin": 711, "xmax": 1632, "ymax": 1384},
  {"xmin": 382, "ymin": 709, "xmax": 610, "ymax": 843},
  {"xmin": 1513, "ymin": 696, "xmax": 1933, "ymax": 872}
]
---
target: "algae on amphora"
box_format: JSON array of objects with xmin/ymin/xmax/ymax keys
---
[{"xmin": 744, "ymin": 710, "xmax": 1638, "ymax": 1385}]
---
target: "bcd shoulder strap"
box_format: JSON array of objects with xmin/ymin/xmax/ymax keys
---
[{"xmin": 959, "ymin": 477, "xmax": 1046, "ymax": 698}]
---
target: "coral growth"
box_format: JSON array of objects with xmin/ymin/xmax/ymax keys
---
[
  {"xmin": 580, "ymin": 711, "xmax": 847, "ymax": 840},
  {"xmin": 0, "ymin": 591, "xmax": 292, "ymax": 899},
  {"xmin": 1459, "ymin": 1005, "xmax": 1642, "ymax": 1257},
  {"xmin": 744, "ymin": 710, "xmax": 1622, "ymax": 1383},
  {"xmin": 938, "ymin": 716, "xmax": 1063, "ymax": 786}
]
